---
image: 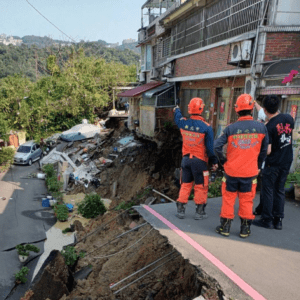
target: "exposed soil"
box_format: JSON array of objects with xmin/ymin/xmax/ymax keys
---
[
  {"xmin": 22, "ymin": 119, "xmax": 225, "ymax": 300},
  {"xmin": 57, "ymin": 211, "xmax": 224, "ymax": 300}
]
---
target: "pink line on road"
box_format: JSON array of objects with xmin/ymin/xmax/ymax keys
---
[{"xmin": 143, "ymin": 205, "xmax": 266, "ymax": 300}]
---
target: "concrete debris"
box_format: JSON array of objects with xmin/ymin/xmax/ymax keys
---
[
  {"xmin": 29, "ymin": 250, "xmax": 74, "ymax": 300},
  {"xmin": 112, "ymin": 181, "xmax": 118, "ymax": 198},
  {"xmin": 152, "ymin": 172, "xmax": 160, "ymax": 180},
  {"xmin": 60, "ymin": 124, "xmax": 101, "ymax": 142}
]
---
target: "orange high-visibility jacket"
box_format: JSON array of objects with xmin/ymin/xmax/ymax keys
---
[
  {"xmin": 214, "ymin": 116, "xmax": 269, "ymax": 177},
  {"xmin": 174, "ymin": 108, "xmax": 218, "ymax": 164}
]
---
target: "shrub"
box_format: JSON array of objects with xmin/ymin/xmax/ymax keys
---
[
  {"xmin": 61, "ymin": 246, "xmax": 86, "ymax": 266},
  {"xmin": 16, "ymin": 244, "xmax": 40, "ymax": 256},
  {"xmin": 78, "ymin": 193, "xmax": 106, "ymax": 218},
  {"xmin": 115, "ymin": 200, "xmax": 135, "ymax": 211},
  {"xmin": 54, "ymin": 204, "xmax": 69, "ymax": 221},
  {"xmin": 208, "ymin": 177, "xmax": 222, "ymax": 198},
  {"xmin": 46, "ymin": 176, "xmax": 63, "ymax": 193},
  {"xmin": 42, "ymin": 164, "xmax": 55, "ymax": 178},
  {"xmin": 0, "ymin": 147, "xmax": 15, "ymax": 170},
  {"xmin": 15, "ymin": 267, "xmax": 30, "ymax": 283}
]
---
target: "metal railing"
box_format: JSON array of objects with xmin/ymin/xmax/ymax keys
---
[{"xmin": 169, "ymin": 0, "xmax": 265, "ymax": 56}]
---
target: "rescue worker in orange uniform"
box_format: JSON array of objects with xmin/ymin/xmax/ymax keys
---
[
  {"xmin": 174, "ymin": 98, "xmax": 218, "ymax": 220},
  {"xmin": 214, "ymin": 94, "xmax": 269, "ymax": 238}
]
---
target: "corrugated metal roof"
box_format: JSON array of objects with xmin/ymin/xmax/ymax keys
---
[
  {"xmin": 144, "ymin": 83, "xmax": 174, "ymax": 98},
  {"xmin": 117, "ymin": 81, "xmax": 164, "ymax": 98}
]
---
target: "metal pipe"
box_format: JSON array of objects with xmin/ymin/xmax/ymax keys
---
[
  {"xmin": 152, "ymin": 189, "xmax": 176, "ymax": 203},
  {"xmin": 110, "ymin": 250, "xmax": 176, "ymax": 289},
  {"xmin": 250, "ymin": 0, "xmax": 271, "ymax": 78},
  {"xmin": 114, "ymin": 254, "xmax": 180, "ymax": 294},
  {"xmin": 86, "ymin": 223, "xmax": 148, "ymax": 256}
]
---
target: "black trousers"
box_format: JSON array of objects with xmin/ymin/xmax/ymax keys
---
[
  {"xmin": 181, "ymin": 156, "xmax": 207, "ymax": 184},
  {"xmin": 261, "ymin": 163, "xmax": 291, "ymax": 221}
]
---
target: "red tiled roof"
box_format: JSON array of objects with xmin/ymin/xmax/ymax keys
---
[{"xmin": 117, "ymin": 81, "xmax": 164, "ymax": 98}]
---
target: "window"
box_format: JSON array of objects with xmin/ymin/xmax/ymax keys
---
[
  {"xmin": 32, "ymin": 145, "xmax": 36, "ymax": 151},
  {"xmin": 146, "ymin": 45, "xmax": 152, "ymax": 70},
  {"xmin": 230, "ymin": 88, "xmax": 244, "ymax": 123},
  {"xmin": 182, "ymin": 89, "xmax": 211, "ymax": 121}
]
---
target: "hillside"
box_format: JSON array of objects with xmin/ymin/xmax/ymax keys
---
[{"xmin": 0, "ymin": 41, "xmax": 140, "ymax": 81}]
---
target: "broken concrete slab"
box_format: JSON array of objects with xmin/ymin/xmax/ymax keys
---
[{"xmin": 30, "ymin": 250, "xmax": 75, "ymax": 300}]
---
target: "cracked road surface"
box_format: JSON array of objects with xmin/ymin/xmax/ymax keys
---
[
  {"xmin": 0, "ymin": 162, "xmax": 56, "ymax": 300},
  {"xmin": 135, "ymin": 196, "xmax": 300, "ymax": 300}
]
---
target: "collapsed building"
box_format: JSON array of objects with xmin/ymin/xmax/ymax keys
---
[{"xmin": 118, "ymin": 0, "xmax": 300, "ymax": 171}]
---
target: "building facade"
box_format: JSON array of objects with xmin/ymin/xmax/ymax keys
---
[{"xmin": 126, "ymin": 0, "xmax": 300, "ymax": 168}]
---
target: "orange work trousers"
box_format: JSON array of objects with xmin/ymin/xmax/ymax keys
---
[{"xmin": 220, "ymin": 175, "xmax": 257, "ymax": 220}]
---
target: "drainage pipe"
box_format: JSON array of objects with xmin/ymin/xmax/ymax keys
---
[{"xmin": 250, "ymin": 0, "xmax": 271, "ymax": 78}]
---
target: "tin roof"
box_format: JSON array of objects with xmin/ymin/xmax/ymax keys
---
[{"xmin": 117, "ymin": 81, "xmax": 164, "ymax": 98}]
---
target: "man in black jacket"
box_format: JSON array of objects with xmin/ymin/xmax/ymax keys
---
[{"xmin": 253, "ymin": 95, "xmax": 294, "ymax": 230}]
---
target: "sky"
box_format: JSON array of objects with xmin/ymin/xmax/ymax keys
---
[{"xmin": 0, "ymin": 0, "xmax": 144, "ymax": 43}]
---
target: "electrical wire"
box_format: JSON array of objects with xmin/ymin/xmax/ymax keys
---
[
  {"xmin": 25, "ymin": 0, "xmax": 76, "ymax": 43},
  {"xmin": 94, "ymin": 227, "xmax": 154, "ymax": 259}
]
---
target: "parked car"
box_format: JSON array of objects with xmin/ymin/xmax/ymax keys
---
[{"xmin": 14, "ymin": 141, "xmax": 43, "ymax": 166}]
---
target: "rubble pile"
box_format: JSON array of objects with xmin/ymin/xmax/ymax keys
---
[{"xmin": 40, "ymin": 119, "xmax": 181, "ymax": 208}]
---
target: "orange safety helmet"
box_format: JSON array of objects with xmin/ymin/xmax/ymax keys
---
[
  {"xmin": 235, "ymin": 94, "xmax": 254, "ymax": 112},
  {"xmin": 188, "ymin": 98, "xmax": 205, "ymax": 115}
]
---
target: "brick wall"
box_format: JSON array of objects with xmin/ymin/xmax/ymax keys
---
[
  {"xmin": 175, "ymin": 45, "xmax": 236, "ymax": 77},
  {"xmin": 265, "ymin": 33, "xmax": 300, "ymax": 61}
]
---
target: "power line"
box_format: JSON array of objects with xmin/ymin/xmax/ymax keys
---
[{"xmin": 25, "ymin": 0, "xmax": 77, "ymax": 43}]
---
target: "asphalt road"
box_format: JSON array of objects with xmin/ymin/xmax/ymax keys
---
[
  {"xmin": 0, "ymin": 162, "xmax": 56, "ymax": 300},
  {"xmin": 135, "ymin": 196, "xmax": 300, "ymax": 300}
]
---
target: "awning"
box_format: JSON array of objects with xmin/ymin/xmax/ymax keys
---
[
  {"xmin": 263, "ymin": 59, "xmax": 300, "ymax": 78},
  {"xmin": 117, "ymin": 81, "xmax": 164, "ymax": 98},
  {"xmin": 144, "ymin": 83, "xmax": 174, "ymax": 98}
]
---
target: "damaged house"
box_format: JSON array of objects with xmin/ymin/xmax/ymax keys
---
[{"xmin": 119, "ymin": 0, "xmax": 300, "ymax": 170}]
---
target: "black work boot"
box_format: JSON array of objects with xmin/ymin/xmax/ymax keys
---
[
  {"xmin": 194, "ymin": 204, "xmax": 207, "ymax": 220},
  {"xmin": 240, "ymin": 218, "xmax": 252, "ymax": 238},
  {"xmin": 176, "ymin": 202, "xmax": 186, "ymax": 219},
  {"xmin": 273, "ymin": 217, "xmax": 282, "ymax": 230},
  {"xmin": 216, "ymin": 218, "xmax": 232, "ymax": 237}
]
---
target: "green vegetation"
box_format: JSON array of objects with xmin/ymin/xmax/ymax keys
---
[
  {"xmin": 15, "ymin": 267, "xmax": 30, "ymax": 283},
  {"xmin": 43, "ymin": 164, "xmax": 63, "ymax": 201},
  {"xmin": 0, "ymin": 41, "xmax": 139, "ymax": 80},
  {"xmin": 0, "ymin": 46, "xmax": 137, "ymax": 141},
  {"xmin": 0, "ymin": 147, "xmax": 14, "ymax": 171},
  {"xmin": 115, "ymin": 200, "xmax": 136, "ymax": 211},
  {"xmin": 16, "ymin": 244, "xmax": 40, "ymax": 256},
  {"xmin": 62, "ymin": 227, "xmax": 72, "ymax": 234},
  {"xmin": 78, "ymin": 194, "xmax": 107, "ymax": 218},
  {"xmin": 54, "ymin": 204, "xmax": 69, "ymax": 222},
  {"xmin": 208, "ymin": 177, "xmax": 222, "ymax": 198},
  {"xmin": 61, "ymin": 246, "xmax": 85, "ymax": 266},
  {"xmin": 42, "ymin": 163, "xmax": 55, "ymax": 178}
]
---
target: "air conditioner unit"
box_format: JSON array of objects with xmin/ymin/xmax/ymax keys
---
[
  {"xmin": 241, "ymin": 40, "xmax": 252, "ymax": 61},
  {"xmin": 138, "ymin": 30, "xmax": 146, "ymax": 43},
  {"xmin": 150, "ymin": 68, "xmax": 160, "ymax": 80},
  {"xmin": 229, "ymin": 40, "xmax": 252, "ymax": 65},
  {"xmin": 139, "ymin": 72, "xmax": 146, "ymax": 83},
  {"xmin": 163, "ymin": 63, "xmax": 173, "ymax": 78},
  {"xmin": 245, "ymin": 76, "xmax": 257, "ymax": 98}
]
